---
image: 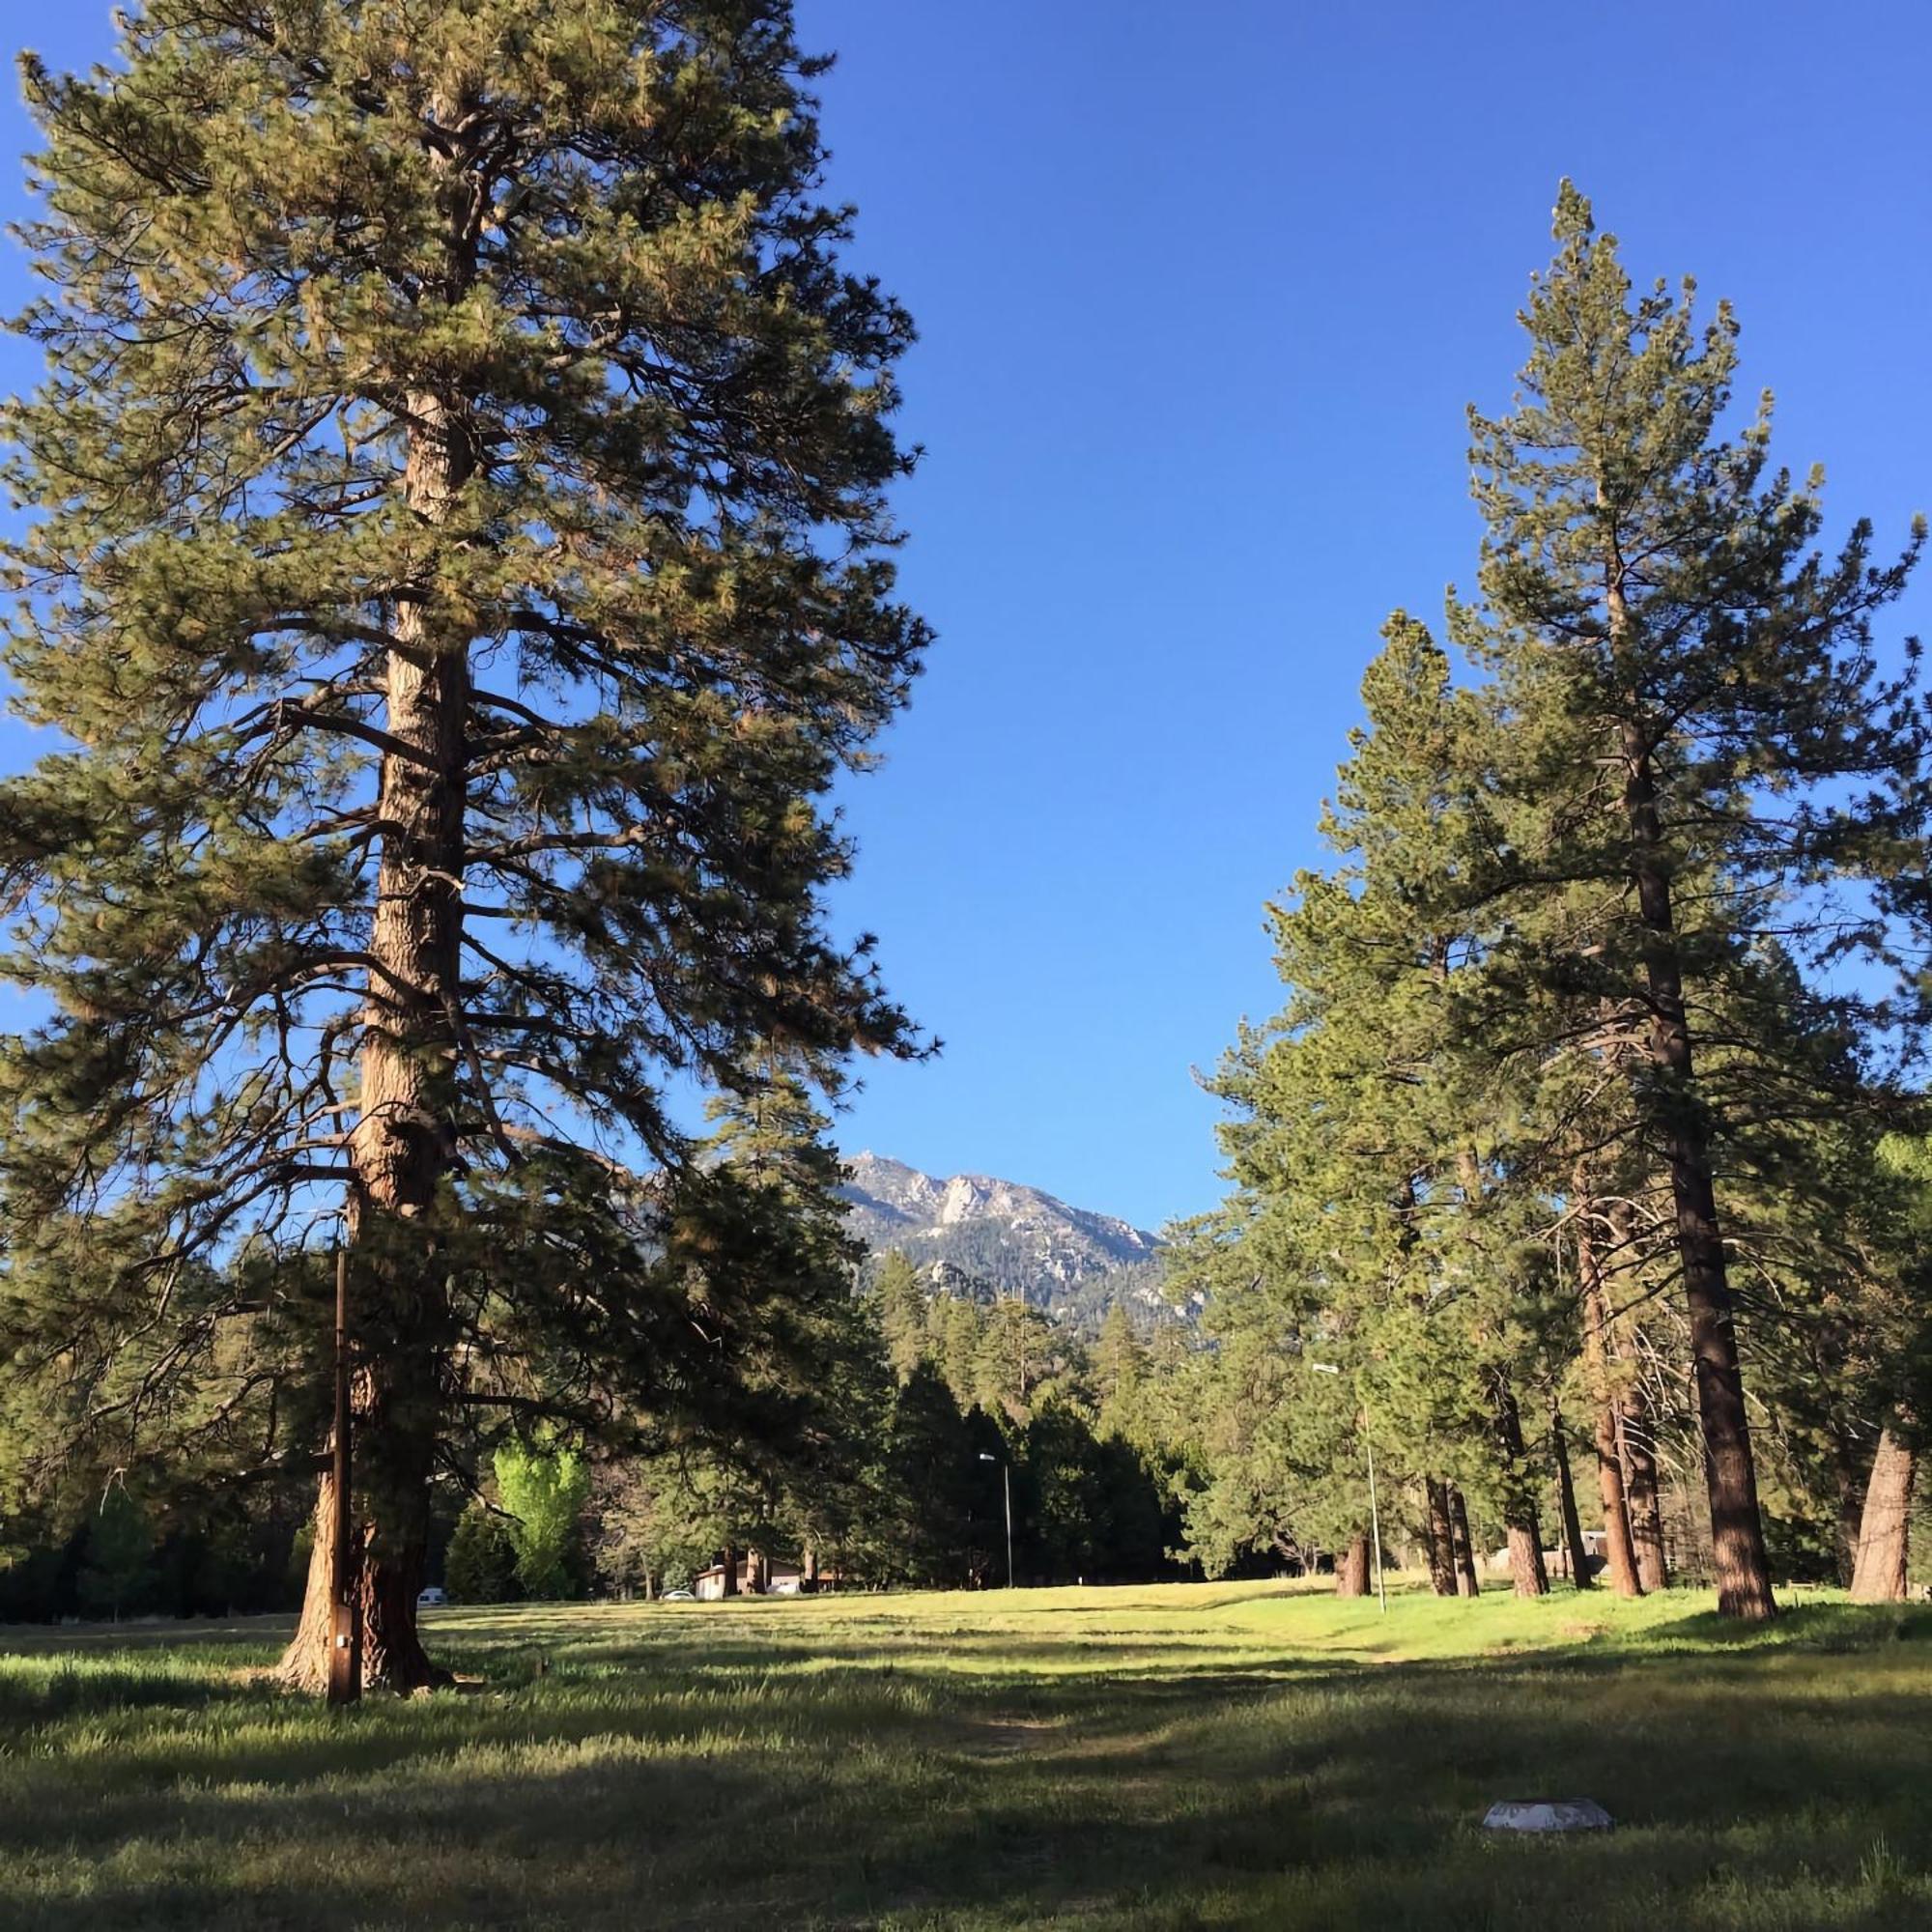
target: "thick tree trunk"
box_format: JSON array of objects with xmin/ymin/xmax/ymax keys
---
[
  {"xmin": 721, "ymin": 1544, "xmax": 740, "ymax": 1598},
  {"xmin": 1574, "ymin": 1186, "xmax": 1642, "ymax": 1596},
  {"xmin": 1449, "ymin": 1486, "xmax": 1481, "ymax": 1597},
  {"xmin": 1618, "ymin": 715, "xmax": 1775, "ymax": 1619},
  {"xmin": 1335, "ymin": 1532, "xmax": 1372, "ymax": 1598},
  {"xmin": 279, "ymin": 102, "xmax": 478, "ymax": 1690},
  {"xmin": 278, "ymin": 1364, "xmax": 443, "ymax": 1696},
  {"xmin": 1492, "ymin": 1375, "xmax": 1548, "ymax": 1598},
  {"xmin": 1424, "ymin": 1477, "xmax": 1458, "ymax": 1597},
  {"xmin": 1849, "ymin": 1428, "xmax": 1915, "ymax": 1603},
  {"xmin": 1548, "ymin": 1395, "xmax": 1595, "ymax": 1590}
]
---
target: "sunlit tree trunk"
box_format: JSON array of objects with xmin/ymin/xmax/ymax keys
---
[
  {"xmin": 1849, "ymin": 1428, "xmax": 1915, "ymax": 1603},
  {"xmin": 1335, "ymin": 1532, "xmax": 1372, "ymax": 1598}
]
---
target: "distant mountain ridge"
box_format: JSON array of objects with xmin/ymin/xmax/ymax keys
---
[{"xmin": 838, "ymin": 1152, "xmax": 1185, "ymax": 1334}]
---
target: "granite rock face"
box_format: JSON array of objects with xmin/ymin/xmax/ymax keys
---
[{"xmin": 839, "ymin": 1152, "xmax": 1192, "ymax": 1335}]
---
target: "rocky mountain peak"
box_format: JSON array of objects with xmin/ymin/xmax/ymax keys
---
[{"xmin": 840, "ymin": 1151, "xmax": 1179, "ymax": 1333}]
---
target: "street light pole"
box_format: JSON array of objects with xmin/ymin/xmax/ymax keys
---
[
  {"xmin": 1364, "ymin": 1420, "xmax": 1387, "ymax": 1615},
  {"xmin": 980, "ymin": 1451, "xmax": 1014, "ymax": 1588}
]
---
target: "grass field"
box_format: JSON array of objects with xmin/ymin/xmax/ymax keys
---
[{"xmin": 1, "ymin": 1580, "xmax": 1928, "ymax": 1930}]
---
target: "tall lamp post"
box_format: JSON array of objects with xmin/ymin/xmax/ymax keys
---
[
  {"xmin": 978, "ymin": 1451, "xmax": 1013, "ymax": 1589},
  {"xmin": 1312, "ymin": 1361, "xmax": 1385, "ymax": 1615}
]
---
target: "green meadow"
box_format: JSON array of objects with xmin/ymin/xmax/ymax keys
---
[{"xmin": 2, "ymin": 1581, "xmax": 1928, "ymax": 1930}]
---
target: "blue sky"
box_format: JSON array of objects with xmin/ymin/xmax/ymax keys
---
[{"xmin": 2, "ymin": 2, "xmax": 1927, "ymax": 1232}]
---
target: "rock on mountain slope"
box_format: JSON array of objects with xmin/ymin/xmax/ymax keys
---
[{"xmin": 839, "ymin": 1152, "xmax": 1185, "ymax": 1333}]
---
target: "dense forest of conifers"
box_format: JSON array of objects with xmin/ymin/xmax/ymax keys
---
[{"xmin": 0, "ymin": 5, "xmax": 1922, "ymax": 1681}]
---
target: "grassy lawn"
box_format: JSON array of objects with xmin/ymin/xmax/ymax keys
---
[{"xmin": 1, "ymin": 1581, "xmax": 1928, "ymax": 1930}]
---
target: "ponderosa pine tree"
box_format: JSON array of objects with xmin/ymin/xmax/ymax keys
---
[
  {"xmin": 1182, "ymin": 615, "xmax": 1551, "ymax": 1590},
  {"xmin": 0, "ymin": 2, "xmax": 924, "ymax": 1690},
  {"xmin": 1456, "ymin": 185, "xmax": 1924, "ymax": 1618}
]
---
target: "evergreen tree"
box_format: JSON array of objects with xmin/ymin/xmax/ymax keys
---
[
  {"xmin": 871, "ymin": 1251, "xmax": 929, "ymax": 1383},
  {"xmin": 1456, "ymin": 185, "xmax": 1924, "ymax": 1617},
  {"xmin": 443, "ymin": 1500, "xmax": 519, "ymax": 1605},
  {"xmin": 75, "ymin": 1486, "xmax": 155, "ymax": 1622},
  {"xmin": 0, "ymin": 2, "xmax": 923, "ymax": 1689},
  {"xmin": 1183, "ymin": 614, "xmax": 1550, "ymax": 1589}
]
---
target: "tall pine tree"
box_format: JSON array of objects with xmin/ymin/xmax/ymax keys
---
[
  {"xmin": 0, "ymin": 2, "xmax": 924, "ymax": 1689},
  {"xmin": 1457, "ymin": 185, "xmax": 1924, "ymax": 1616}
]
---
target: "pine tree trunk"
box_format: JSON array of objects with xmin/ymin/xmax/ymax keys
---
[
  {"xmin": 1849, "ymin": 1428, "xmax": 1915, "ymax": 1603},
  {"xmin": 1449, "ymin": 1486, "xmax": 1481, "ymax": 1596},
  {"xmin": 278, "ymin": 1402, "xmax": 441, "ymax": 1696},
  {"xmin": 1574, "ymin": 1185, "xmax": 1642, "ymax": 1596},
  {"xmin": 1492, "ymin": 1376, "xmax": 1548, "ymax": 1598},
  {"xmin": 1335, "ymin": 1532, "xmax": 1372, "ymax": 1598},
  {"xmin": 1425, "ymin": 1477, "xmax": 1458, "ymax": 1596},
  {"xmin": 1620, "ymin": 1388, "xmax": 1671, "ymax": 1591},
  {"xmin": 1618, "ymin": 714, "xmax": 1775, "ymax": 1620},
  {"xmin": 1548, "ymin": 1396, "xmax": 1595, "ymax": 1591},
  {"xmin": 280, "ymin": 93, "xmax": 479, "ymax": 1691},
  {"xmin": 1830, "ymin": 1431, "xmax": 1865, "ymax": 1588}
]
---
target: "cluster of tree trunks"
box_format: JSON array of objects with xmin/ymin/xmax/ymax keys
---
[{"xmin": 1420, "ymin": 1479, "xmax": 1482, "ymax": 1597}]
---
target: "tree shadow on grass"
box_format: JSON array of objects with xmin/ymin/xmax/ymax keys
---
[{"xmin": 7, "ymin": 1639, "xmax": 1927, "ymax": 1932}]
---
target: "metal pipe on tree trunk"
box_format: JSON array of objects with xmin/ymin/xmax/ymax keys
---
[{"xmin": 327, "ymin": 1244, "xmax": 361, "ymax": 1706}]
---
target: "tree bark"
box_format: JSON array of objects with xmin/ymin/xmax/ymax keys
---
[
  {"xmin": 1548, "ymin": 1395, "xmax": 1595, "ymax": 1591},
  {"xmin": 1424, "ymin": 1477, "xmax": 1458, "ymax": 1597},
  {"xmin": 1449, "ymin": 1486, "xmax": 1481, "ymax": 1596},
  {"xmin": 1849, "ymin": 1427, "xmax": 1915, "ymax": 1603},
  {"xmin": 1335, "ymin": 1531, "xmax": 1372, "ymax": 1598},
  {"xmin": 1829, "ymin": 1430, "xmax": 1865, "ymax": 1588},
  {"xmin": 1492, "ymin": 1376, "xmax": 1548, "ymax": 1598},
  {"xmin": 1619, "ymin": 1387, "xmax": 1670, "ymax": 1592},
  {"xmin": 1617, "ymin": 707, "xmax": 1775, "ymax": 1619},
  {"xmin": 1574, "ymin": 1187, "xmax": 1642, "ymax": 1596},
  {"xmin": 721, "ymin": 1543, "xmax": 740, "ymax": 1598}
]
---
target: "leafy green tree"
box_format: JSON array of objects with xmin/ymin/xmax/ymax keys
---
[
  {"xmin": 493, "ymin": 1440, "xmax": 590, "ymax": 1601},
  {"xmin": 0, "ymin": 1, "xmax": 924, "ymax": 1690}
]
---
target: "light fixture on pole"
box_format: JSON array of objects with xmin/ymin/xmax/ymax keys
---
[
  {"xmin": 978, "ymin": 1451, "xmax": 1014, "ymax": 1589},
  {"xmin": 1311, "ymin": 1361, "xmax": 1386, "ymax": 1615}
]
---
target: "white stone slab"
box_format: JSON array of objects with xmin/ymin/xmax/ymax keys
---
[{"xmin": 1482, "ymin": 1800, "xmax": 1613, "ymax": 1833}]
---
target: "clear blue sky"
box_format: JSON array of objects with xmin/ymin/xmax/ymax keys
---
[{"xmin": 2, "ymin": 2, "xmax": 1927, "ymax": 1232}]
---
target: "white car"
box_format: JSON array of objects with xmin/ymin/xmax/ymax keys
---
[
  {"xmin": 660, "ymin": 1588, "xmax": 696, "ymax": 1603},
  {"xmin": 417, "ymin": 1586, "xmax": 447, "ymax": 1607}
]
